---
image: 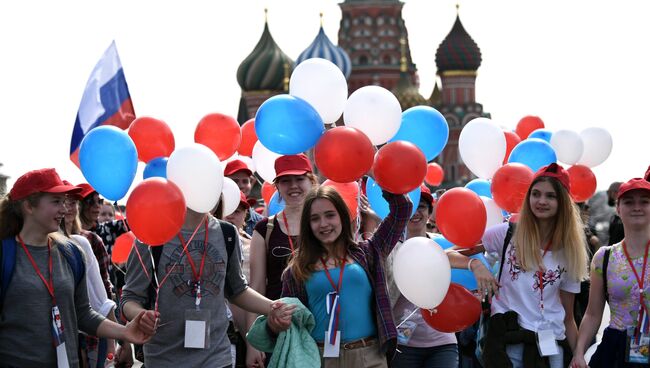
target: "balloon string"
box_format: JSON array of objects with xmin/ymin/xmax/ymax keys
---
[
  {"xmin": 112, "ymin": 201, "xmax": 132, "ymax": 233},
  {"xmin": 153, "ymin": 215, "xmax": 207, "ymax": 313},
  {"xmin": 355, "ymin": 179, "xmax": 362, "ymax": 242},
  {"xmin": 132, "ymin": 244, "xmax": 150, "ymax": 280},
  {"xmin": 396, "ymin": 309, "xmax": 419, "ymax": 329}
]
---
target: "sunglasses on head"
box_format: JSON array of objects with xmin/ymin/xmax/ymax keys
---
[{"xmin": 83, "ymin": 196, "xmax": 103, "ymax": 206}]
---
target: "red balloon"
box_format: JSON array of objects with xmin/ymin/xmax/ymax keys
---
[
  {"xmin": 373, "ymin": 141, "xmax": 427, "ymax": 194},
  {"xmin": 568, "ymin": 165, "xmax": 597, "ymax": 202},
  {"xmin": 126, "ymin": 178, "xmax": 186, "ymax": 246},
  {"xmin": 128, "ymin": 116, "xmax": 175, "ymax": 163},
  {"xmin": 425, "ymin": 163, "xmax": 444, "ymax": 186},
  {"xmin": 421, "ymin": 283, "xmax": 481, "ymax": 333},
  {"xmin": 112, "ymin": 231, "xmax": 135, "ymax": 264},
  {"xmin": 322, "ymin": 180, "xmax": 360, "ymax": 219},
  {"xmin": 314, "ymin": 127, "xmax": 374, "ymax": 183},
  {"xmin": 195, "ymin": 113, "xmax": 241, "ymax": 160},
  {"xmin": 238, "ymin": 119, "xmax": 258, "ymax": 157},
  {"xmin": 515, "ymin": 116, "xmax": 545, "ymax": 140},
  {"xmin": 261, "ymin": 182, "xmax": 276, "ymax": 205},
  {"xmin": 436, "ymin": 188, "xmax": 487, "ymax": 247},
  {"xmin": 491, "ymin": 163, "xmax": 534, "ymax": 213},
  {"xmin": 503, "ymin": 131, "xmax": 522, "ymax": 164}
]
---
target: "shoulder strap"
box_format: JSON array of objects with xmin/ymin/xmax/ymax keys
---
[
  {"xmin": 219, "ymin": 220, "xmax": 236, "ymax": 259},
  {"xmin": 603, "ymin": 246, "xmax": 611, "ymax": 303},
  {"xmin": 265, "ymin": 215, "xmax": 275, "ymax": 250},
  {"xmin": 1, "ymin": 237, "xmax": 18, "ymax": 311},
  {"xmin": 59, "ymin": 241, "xmax": 85, "ymax": 287},
  {"xmin": 497, "ymin": 222, "xmax": 516, "ymax": 283}
]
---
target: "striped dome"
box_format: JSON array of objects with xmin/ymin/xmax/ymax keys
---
[
  {"xmin": 237, "ymin": 22, "xmax": 295, "ymax": 91},
  {"xmin": 435, "ymin": 15, "xmax": 482, "ymax": 72},
  {"xmin": 297, "ymin": 26, "xmax": 352, "ymax": 79}
]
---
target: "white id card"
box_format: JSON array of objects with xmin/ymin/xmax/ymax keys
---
[
  {"xmin": 56, "ymin": 342, "xmax": 70, "ymax": 368},
  {"xmin": 184, "ymin": 309, "xmax": 211, "ymax": 349},
  {"xmin": 536, "ymin": 328, "xmax": 559, "ymax": 357},
  {"xmin": 323, "ymin": 330, "xmax": 341, "ymax": 357}
]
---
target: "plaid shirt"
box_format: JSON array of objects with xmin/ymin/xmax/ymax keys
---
[
  {"xmin": 80, "ymin": 229, "xmax": 113, "ymax": 299},
  {"xmin": 282, "ymin": 192, "xmax": 412, "ymax": 359}
]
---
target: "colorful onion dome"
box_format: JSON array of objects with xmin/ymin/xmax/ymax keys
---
[
  {"xmin": 297, "ymin": 17, "xmax": 352, "ymax": 79},
  {"xmin": 435, "ymin": 14, "xmax": 482, "ymax": 73}
]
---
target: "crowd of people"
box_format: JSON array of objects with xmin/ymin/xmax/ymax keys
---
[{"xmin": 1, "ymin": 156, "xmax": 649, "ymax": 368}]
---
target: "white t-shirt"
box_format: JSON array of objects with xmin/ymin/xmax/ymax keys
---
[{"xmin": 482, "ymin": 223, "xmax": 580, "ymax": 339}]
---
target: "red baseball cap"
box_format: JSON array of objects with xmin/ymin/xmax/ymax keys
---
[
  {"xmin": 224, "ymin": 160, "xmax": 253, "ymax": 177},
  {"xmin": 9, "ymin": 168, "xmax": 82, "ymax": 201},
  {"xmin": 645, "ymin": 165, "xmax": 650, "ymax": 181},
  {"xmin": 534, "ymin": 163, "xmax": 570, "ymax": 192},
  {"xmin": 76, "ymin": 183, "xmax": 98, "ymax": 199},
  {"xmin": 238, "ymin": 191, "xmax": 251, "ymax": 209},
  {"xmin": 420, "ymin": 184, "xmax": 433, "ymax": 206},
  {"xmin": 617, "ymin": 178, "xmax": 650, "ymax": 199},
  {"xmin": 274, "ymin": 154, "xmax": 312, "ymax": 181}
]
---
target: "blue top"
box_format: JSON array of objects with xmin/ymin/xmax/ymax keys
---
[{"xmin": 305, "ymin": 262, "xmax": 377, "ymax": 342}]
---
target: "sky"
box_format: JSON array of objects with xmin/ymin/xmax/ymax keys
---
[{"xmin": 1, "ymin": 0, "xmax": 649, "ymax": 200}]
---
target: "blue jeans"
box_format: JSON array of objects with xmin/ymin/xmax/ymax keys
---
[{"xmin": 391, "ymin": 344, "xmax": 459, "ymax": 368}]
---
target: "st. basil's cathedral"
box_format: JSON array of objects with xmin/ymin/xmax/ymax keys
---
[{"xmin": 236, "ymin": 0, "xmax": 490, "ymax": 187}]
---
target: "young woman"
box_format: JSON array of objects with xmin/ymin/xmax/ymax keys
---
[
  {"xmin": 0, "ymin": 168, "xmax": 152, "ymax": 368},
  {"xmin": 98, "ymin": 200, "xmax": 115, "ymax": 224},
  {"xmin": 282, "ymin": 185, "xmax": 412, "ymax": 367},
  {"xmin": 570, "ymin": 178, "xmax": 650, "ymax": 368},
  {"xmin": 247, "ymin": 154, "xmax": 318, "ymax": 366},
  {"xmin": 481, "ymin": 163, "xmax": 589, "ymax": 368}
]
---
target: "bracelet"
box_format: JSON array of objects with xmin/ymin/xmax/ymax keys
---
[{"xmin": 467, "ymin": 258, "xmax": 477, "ymax": 271}]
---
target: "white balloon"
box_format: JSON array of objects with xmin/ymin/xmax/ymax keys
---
[
  {"xmin": 343, "ymin": 86, "xmax": 402, "ymax": 145},
  {"xmin": 480, "ymin": 196, "xmax": 504, "ymax": 231},
  {"xmin": 168, "ymin": 143, "xmax": 223, "ymax": 213},
  {"xmin": 221, "ymin": 177, "xmax": 242, "ymax": 217},
  {"xmin": 290, "ymin": 58, "xmax": 348, "ymax": 124},
  {"xmin": 459, "ymin": 118, "xmax": 507, "ymax": 179},
  {"xmin": 550, "ymin": 130, "xmax": 584, "ymax": 165},
  {"xmin": 577, "ymin": 127, "xmax": 613, "ymax": 168},
  {"xmin": 252, "ymin": 141, "xmax": 282, "ymax": 183},
  {"xmin": 393, "ymin": 237, "xmax": 451, "ymax": 309}
]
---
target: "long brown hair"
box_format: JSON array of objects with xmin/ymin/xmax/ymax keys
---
[
  {"xmin": 514, "ymin": 176, "xmax": 589, "ymax": 281},
  {"xmin": 287, "ymin": 186, "xmax": 356, "ymax": 283},
  {"xmin": 0, "ymin": 193, "xmax": 45, "ymax": 239}
]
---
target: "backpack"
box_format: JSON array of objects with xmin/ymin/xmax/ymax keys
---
[
  {"xmin": 602, "ymin": 246, "xmax": 611, "ymax": 302},
  {"xmin": 1, "ymin": 237, "xmax": 85, "ymax": 312}
]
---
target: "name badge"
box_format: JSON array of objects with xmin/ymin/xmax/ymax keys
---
[
  {"xmin": 323, "ymin": 330, "xmax": 341, "ymax": 357},
  {"xmin": 626, "ymin": 327, "xmax": 650, "ymax": 364},
  {"xmin": 184, "ymin": 309, "xmax": 211, "ymax": 349},
  {"xmin": 536, "ymin": 327, "xmax": 559, "ymax": 357},
  {"xmin": 51, "ymin": 306, "xmax": 69, "ymax": 368}
]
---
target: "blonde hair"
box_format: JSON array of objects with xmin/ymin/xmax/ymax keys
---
[{"xmin": 513, "ymin": 177, "xmax": 589, "ymax": 281}]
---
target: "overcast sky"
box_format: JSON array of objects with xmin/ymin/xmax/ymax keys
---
[{"xmin": 1, "ymin": 0, "xmax": 648, "ymax": 199}]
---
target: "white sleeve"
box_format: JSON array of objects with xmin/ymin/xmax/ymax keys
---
[
  {"xmin": 71, "ymin": 235, "xmax": 116, "ymax": 317},
  {"xmin": 559, "ymin": 251, "xmax": 581, "ymax": 293},
  {"xmin": 482, "ymin": 222, "xmax": 509, "ymax": 256}
]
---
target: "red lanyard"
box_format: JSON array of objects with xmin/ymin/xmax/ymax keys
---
[
  {"xmin": 178, "ymin": 218, "xmax": 209, "ymax": 284},
  {"xmin": 281, "ymin": 211, "xmax": 296, "ymax": 254},
  {"xmin": 537, "ymin": 240, "xmax": 553, "ymax": 313},
  {"xmin": 622, "ymin": 240, "xmax": 650, "ymax": 323},
  {"xmin": 17, "ymin": 236, "xmax": 56, "ymax": 306},
  {"xmin": 320, "ymin": 257, "xmax": 347, "ymax": 294}
]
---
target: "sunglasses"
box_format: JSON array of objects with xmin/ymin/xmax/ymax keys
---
[{"xmin": 83, "ymin": 197, "xmax": 103, "ymax": 206}]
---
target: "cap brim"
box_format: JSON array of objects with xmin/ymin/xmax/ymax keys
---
[
  {"xmin": 44, "ymin": 185, "xmax": 83, "ymax": 196},
  {"xmin": 274, "ymin": 170, "xmax": 309, "ymax": 180},
  {"xmin": 225, "ymin": 168, "xmax": 253, "ymax": 177}
]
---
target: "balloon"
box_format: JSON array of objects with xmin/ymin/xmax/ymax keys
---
[
  {"xmin": 195, "ymin": 113, "xmax": 241, "ymax": 160},
  {"xmin": 481, "ymin": 196, "xmax": 505, "ymax": 230},
  {"xmin": 436, "ymin": 188, "xmax": 487, "ymax": 247},
  {"xmin": 373, "ymin": 141, "xmax": 427, "ymax": 194},
  {"xmin": 389, "ymin": 106, "xmax": 449, "ymax": 162},
  {"xmin": 503, "ymin": 131, "xmax": 521, "ymax": 165},
  {"xmin": 433, "ymin": 235, "xmax": 491, "ymax": 291},
  {"xmin": 420, "ymin": 283, "xmax": 481, "ymax": 333},
  {"xmin": 112, "ymin": 231, "xmax": 135, "ymax": 264},
  {"xmin": 255, "ymin": 94, "xmax": 325, "ymax": 154},
  {"xmin": 515, "ymin": 115, "xmax": 544, "ymax": 139},
  {"xmin": 221, "ymin": 177, "xmax": 242, "ymax": 217},
  {"xmin": 289, "ymin": 58, "xmax": 348, "ymax": 124},
  {"xmin": 268, "ymin": 191, "xmax": 285, "ymax": 216},
  {"xmin": 314, "ymin": 127, "xmax": 374, "ymax": 183},
  {"xmin": 143, "ymin": 157, "xmax": 168, "ymax": 179},
  {"xmin": 459, "ymin": 118, "xmax": 506, "ymax": 179},
  {"xmin": 508, "ymin": 138, "xmax": 557, "ymax": 172},
  {"xmin": 392, "ymin": 237, "xmax": 451, "ymax": 309},
  {"xmin": 261, "ymin": 181, "xmax": 276, "ymax": 205},
  {"xmin": 343, "ymin": 85, "xmax": 402, "ymax": 145},
  {"xmin": 238, "ymin": 119, "xmax": 257, "ymax": 157},
  {"xmin": 79, "ymin": 125, "xmax": 138, "ymax": 201},
  {"xmin": 128, "ymin": 116, "xmax": 175, "ymax": 163},
  {"xmin": 568, "ymin": 165, "xmax": 597, "ymax": 202},
  {"xmin": 252, "ymin": 141, "xmax": 282, "ymax": 183},
  {"xmin": 167, "ymin": 143, "xmax": 224, "ymax": 213},
  {"xmin": 528, "ymin": 128, "xmax": 553, "ymax": 143},
  {"xmin": 577, "ymin": 127, "xmax": 613, "ymax": 168},
  {"xmin": 126, "ymin": 178, "xmax": 186, "ymax": 245},
  {"xmin": 465, "ymin": 179, "xmax": 492, "ymax": 199},
  {"xmin": 366, "ymin": 177, "xmax": 420, "ymax": 219},
  {"xmin": 425, "ymin": 163, "xmax": 444, "ymax": 186},
  {"xmin": 550, "ymin": 129, "xmax": 584, "ymax": 165},
  {"xmin": 322, "ymin": 180, "xmax": 359, "ymax": 219},
  {"xmin": 491, "ymin": 163, "xmax": 534, "ymax": 213}
]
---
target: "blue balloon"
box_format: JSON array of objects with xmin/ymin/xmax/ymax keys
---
[
  {"xmin": 508, "ymin": 138, "xmax": 557, "ymax": 172},
  {"xmin": 143, "ymin": 157, "xmax": 168, "ymax": 179},
  {"xmin": 432, "ymin": 235, "xmax": 489, "ymax": 291},
  {"xmin": 366, "ymin": 177, "xmax": 420, "ymax": 219},
  {"xmin": 79, "ymin": 126, "xmax": 137, "ymax": 201},
  {"xmin": 388, "ymin": 106, "xmax": 449, "ymax": 161},
  {"xmin": 528, "ymin": 128, "xmax": 553, "ymax": 143},
  {"xmin": 255, "ymin": 94, "xmax": 325, "ymax": 155},
  {"xmin": 465, "ymin": 179, "xmax": 492, "ymax": 199},
  {"xmin": 268, "ymin": 191, "xmax": 285, "ymax": 216}
]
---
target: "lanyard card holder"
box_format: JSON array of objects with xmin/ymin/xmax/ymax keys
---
[
  {"xmin": 185, "ymin": 309, "xmax": 211, "ymax": 349},
  {"xmin": 536, "ymin": 320, "xmax": 559, "ymax": 357},
  {"xmin": 51, "ymin": 305, "xmax": 70, "ymax": 368},
  {"xmin": 397, "ymin": 309, "xmax": 418, "ymax": 345},
  {"xmin": 323, "ymin": 291, "xmax": 341, "ymax": 357},
  {"xmin": 626, "ymin": 316, "xmax": 650, "ymax": 363}
]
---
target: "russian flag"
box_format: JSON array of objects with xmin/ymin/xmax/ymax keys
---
[{"xmin": 70, "ymin": 41, "xmax": 136, "ymax": 167}]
